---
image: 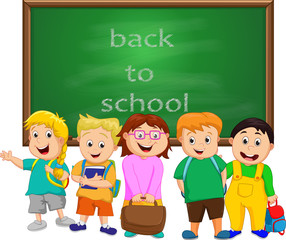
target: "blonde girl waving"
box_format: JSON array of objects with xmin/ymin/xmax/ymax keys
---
[{"xmin": 0, "ymin": 111, "xmax": 75, "ymax": 231}]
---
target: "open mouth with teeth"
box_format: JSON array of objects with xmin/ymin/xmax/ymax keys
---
[
  {"xmin": 138, "ymin": 143, "xmax": 153, "ymax": 152},
  {"xmin": 240, "ymin": 152, "xmax": 259, "ymax": 161},
  {"xmin": 37, "ymin": 145, "xmax": 49, "ymax": 155},
  {"xmin": 194, "ymin": 149, "xmax": 204, "ymax": 155},
  {"xmin": 91, "ymin": 153, "xmax": 101, "ymax": 158}
]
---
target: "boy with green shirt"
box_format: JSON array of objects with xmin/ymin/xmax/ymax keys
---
[
  {"xmin": 225, "ymin": 118, "xmax": 277, "ymax": 238},
  {"xmin": 174, "ymin": 112, "xmax": 230, "ymax": 239}
]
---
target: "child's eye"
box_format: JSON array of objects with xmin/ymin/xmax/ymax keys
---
[
  {"xmin": 189, "ymin": 137, "xmax": 196, "ymax": 145},
  {"xmin": 87, "ymin": 140, "xmax": 93, "ymax": 147},
  {"xmin": 242, "ymin": 136, "xmax": 249, "ymax": 145},
  {"xmin": 98, "ymin": 141, "xmax": 105, "ymax": 149},
  {"xmin": 32, "ymin": 131, "xmax": 38, "ymax": 138},
  {"xmin": 205, "ymin": 136, "xmax": 211, "ymax": 144},
  {"xmin": 255, "ymin": 138, "xmax": 261, "ymax": 146},
  {"xmin": 45, "ymin": 130, "xmax": 52, "ymax": 138}
]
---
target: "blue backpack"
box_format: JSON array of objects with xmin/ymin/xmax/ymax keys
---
[
  {"xmin": 181, "ymin": 156, "xmax": 227, "ymax": 198},
  {"xmin": 81, "ymin": 160, "xmax": 121, "ymax": 198},
  {"xmin": 265, "ymin": 200, "xmax": 286, "ymax": 235}
]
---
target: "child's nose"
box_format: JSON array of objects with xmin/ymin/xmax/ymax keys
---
[{"xmin": 248, "ymin": 145, "xmax": 255, "ymax": 150}]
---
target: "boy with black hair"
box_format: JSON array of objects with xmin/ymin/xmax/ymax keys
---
[{"xmin": 226, "ymin": 118, "xmax": 277, "ymax": 238}]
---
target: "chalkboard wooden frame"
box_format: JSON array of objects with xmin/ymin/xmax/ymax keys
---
[{"xmin": 23, "ymin": 0, "xmax": 274, "ymax": 146}]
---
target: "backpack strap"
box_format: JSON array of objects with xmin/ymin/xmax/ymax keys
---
[
  {"xmin": 210, "ymin": 156, "xmax": 221, "ymax": 173},
  {"xmin": 81, "ymin": 159, "xmax": 87, "ymax": 177},
  {"xmin": 183, "ymin": 157, "xmax": 193, "ymax": 182},
  {"xmin": 254, "ymin": 163, "xmax": 264, "ymax": 181},
  {"xmin": 210, "ymin": 156, "xmax": 227, "ymax": 194},
  {"xmin": 103, "ymin": 161, "xmax": 114, "ymax": 192},
  {"xmin": 233, "ymin": 160, "xmax": 242, "ymax": 180},
  {"xmin": 103, "ymin": 161, "xmax": 113, "ymax": 180},
  {"xmin": 31, "ymin": 159, "xmax": 39, "ymax": 171},
  {"xmin": 46, "ymin": 159, "xmax": 65, "ymax": 188}
]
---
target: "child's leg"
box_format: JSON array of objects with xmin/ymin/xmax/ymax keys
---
[
  {"xmin": 80, "ymin": 215, "xmax": 89, "ymax": 223},
  {"xmin": 44, "ymin": 194, "xmax": 75, "ymax": 226},
  {"xmin": 191, "ymin": 222, "xmax": 200, "ymax": 236},
  {"xmin": 57, "ymin": 209, "xmax": 64, "ymax": 219},
  {"xmin": 35, "ymin": 213, "xmax": 42, "ymax": 222},
  {"xmin": 99, "ymin": 216, "xmax": 108, "ymax": 225},
  {"xmin": 212, "ymin": 218, "xmax": 222, "ymax": 236}
]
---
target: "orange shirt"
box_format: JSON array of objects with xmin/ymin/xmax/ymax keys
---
[{"xmin": 72, "ymin": 160, "xmax": 116, "ymax": 203}]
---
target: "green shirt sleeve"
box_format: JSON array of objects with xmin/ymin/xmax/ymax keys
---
[
  {"xmin": 213, "ymin": 155, "xmax": 226, "ymax": 172},
  {"xmin": 226, "ymin": 162, "xmax": 234, "ymax": 179},
  {"xmin": 174, "ymin": 157, "xmax": 188, "ymax": 180},
  {"xmin": 23, "ymin": 158, "xmax": 36, "ymax": 171},
  {"xmin": 262, "ymin": 164, "xmax": 275, "ymax": 197}
]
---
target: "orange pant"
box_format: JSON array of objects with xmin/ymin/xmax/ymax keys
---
[{"xmin": 76, "ymin": 197, "xmax": 113, "ymax": 216}]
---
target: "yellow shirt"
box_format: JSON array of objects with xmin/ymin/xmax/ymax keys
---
[{"xmin": 72, "ymin": 160, "xmax": 116, "ymax": 203}]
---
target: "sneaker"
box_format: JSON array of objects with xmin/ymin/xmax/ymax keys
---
[
  {"xmin": 251, "ymin": 230, "xmax": 268, "ymax": 238},
  {"xmin": 27, "ymin": 220, "xmax": 47, "ymax": 231},
  {"xmin": 69, "ymin": 222, "xmax": 87, "ymax": 231},
  {"xmin": 153, "ymin": 232, "xmax": 164, "ymax": 238},
  {"xmin": 215, "ymin": 230, "xmax": 231, "ymax": 239},
  {"xmin": 124, "ymin": 231, "xmax": 137, "ymax": 237},
  {"xmin": 182, "ymin": 230, "xmax": 198, "ymax": 239},
  {"xmin": 229, "ymin": 230, "xmax": 241, "ymax": 238},
  {"xmin": 56, "ymin": 216, "xmax": 75, "ymax": 227},
  {"xmin": 100, "ymin": 225, "xmax": 117, "ymax": 235}
]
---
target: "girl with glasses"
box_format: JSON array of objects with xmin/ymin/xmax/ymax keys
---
[{"xmin": 117, "ymin": 114, "xmax": 171, "ymax": 238}]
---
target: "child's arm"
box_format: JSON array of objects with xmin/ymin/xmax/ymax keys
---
[
  {"xmin": 221, "ymin": 168, "xmax": 227, "ymax": 188},
  {"xmin": 0, "ymin": 151, "xmax": 23, "ymax": 169},
  {"xmin": 263, "ymin": 165, "xmax": 278, "ymax": 204},
  {"xmin": 45, "ymin": 165, "xmax": 69, "ymax": 181},
  {"xmin": 177, "ymin": 179, "xmax": 184, "ymax": 193},
  {"xmin": 81, "ymin": 174, "xmax": 112, "ymax": 188}
]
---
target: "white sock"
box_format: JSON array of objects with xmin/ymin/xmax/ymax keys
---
[
  {"xmin": 79, "ymin": 220, "xmax": 86, "ymax": 226},
  {"xmin": 102, "ymin": 223, "xmax": 108, "ymax": 228}
]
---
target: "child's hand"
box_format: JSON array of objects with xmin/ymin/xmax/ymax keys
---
[
  {"xmin": 90, "ymin": 173, "xmax": 102, "ymax": 181},
  {"xmin": 0, "ymin": 151, "xmax": 13, "ymax": 161},
  {"xmin": 132, "ymin": 194, "xmax": 143, "ymax": 203},
  {"xmin": 268, "ymin": 194, "xmax": 278, "ymax": 205},
  {"xmin": 144, "ymin": 193, "xmax": 155, "ymax": 203},
  {"xmin": 45, "ymin": 165, "xmax": 53, "ymax": 174},
  {"xmin": 80, "ymin": 175, "xmax": 89, "ymax": 187}
]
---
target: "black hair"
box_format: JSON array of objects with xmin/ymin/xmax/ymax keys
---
[{"xmin": 230, "ymin": 118, "xmax": 274, "ymax": 144}]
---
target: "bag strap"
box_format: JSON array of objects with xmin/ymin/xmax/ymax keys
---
[
  {"xmin": 210, "ymin": 156, "xmax": 227, "ymax": 194},
  {"xmin": 46, "ymin": 159, "xmax": 65, "ymax": 188},
  {"xmin": 210, "ymin": 156, "xmax": 220, "ymax": 173},
  {"xmin": 183, "ymin": 157, "xmax": 193, "ymax": 182},
  {"xmin": 254, "ymin": 163, "xmax": 264, "ymax": 181},
  {"xmin": 81, "ymin": 159, "xmax": 86, "ymax": 177},
  {"xmin": 233, "ymin": 160, "xmax": 242, "ymax": 180},
  {"xmin": 103, "ymin": 161, "xmax": 114, "ymax": 193},
  {"xmin": 103, "ymin": 161, "xmax": 113, "ymax": 180},
  {"xmin": 31, "ymin": 159, "xmax": 39, "ymax": 171}
]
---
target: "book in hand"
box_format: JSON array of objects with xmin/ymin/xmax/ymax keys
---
[{"xmin": 81, "ymin": 166, "xmax": 105, "ymax": 190}]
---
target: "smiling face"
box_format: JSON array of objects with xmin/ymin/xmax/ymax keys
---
[
  {"xmin": 77, "ymin": 127, "xmax": 118, "ymax": 164},
  {"xmin": 29, "ymin": 124, "xmax": 64, "ymax": 160},
  {"xmin": 123, "ymin": 122, "xmax": 169, "ymax": 159},
  {"xmin": 230, "ymin": 127, "xmax": 274, "ymax": 166},
  {"xmin": 179, "ymin": 125, "xmax": 219, "ymax": 159}
]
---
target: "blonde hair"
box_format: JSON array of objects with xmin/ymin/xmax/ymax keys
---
[
  {"xmin": 177, "ymin": 112, "xmax": 222, "ymax": 139},
  {"xmin": 24, "ymin": 110, "xmax": 68, "ymax": 180},
  {"xmin": 77, "ymin": 114, "xmax": 122, "ymax": 145}
]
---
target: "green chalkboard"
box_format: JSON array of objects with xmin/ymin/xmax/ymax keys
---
[{"xmin": 24, "ymin": 4, "xmax": 273, "ymax": 145}]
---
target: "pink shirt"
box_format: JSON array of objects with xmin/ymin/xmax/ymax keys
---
[{"xmin": 122, "ymin": 154, "xmax": 164, "ymax": 200}]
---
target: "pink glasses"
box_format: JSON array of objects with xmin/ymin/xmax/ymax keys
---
[{"xmin": 128, "ymin": 130, "xmax": 166, "ymax": 140}]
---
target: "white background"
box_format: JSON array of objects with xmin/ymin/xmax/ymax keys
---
[{"xmin": 0, "ymin": 1, "xmax": 285, "ymax": 240}]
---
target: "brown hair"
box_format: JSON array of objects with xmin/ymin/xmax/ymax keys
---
[
  {"xmin": 177, "ymin": 112, "xmax": 223, "ymax": 139},
  {"xmin": 117, "ymin": 114, "xmax": 171, "ymax": 158}
]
